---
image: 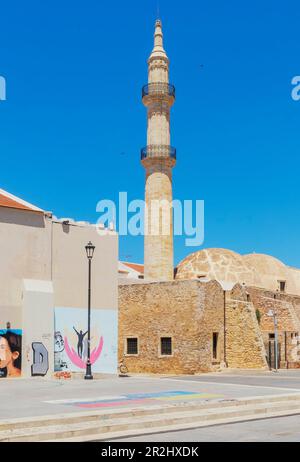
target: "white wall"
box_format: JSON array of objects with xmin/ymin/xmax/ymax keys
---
[
  {"xmin": 21, "ymin": 279, "xmax": 54, "ymax": 378},
  {"xmin": 0, "ymin": 208, "xmax": 51, "ymax": 328},
  {"xmin": 52, "ymin": 221, "xmax": 118, "ymax": 310},
  {"xmin": 0, "ymin": 207, "xmax": 118, "ymax": 377}
]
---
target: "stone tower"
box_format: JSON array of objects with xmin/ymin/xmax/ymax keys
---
[{"xmin": 141, "ymin": 19, "xmax": 176, "ymax": 281}]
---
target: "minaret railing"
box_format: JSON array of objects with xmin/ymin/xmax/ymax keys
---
[
  {"xmin": 141, "ymin": 145, "xmax": 176, "ymax": 160},
  {"xmin": 142, "ymin": 83, "xmax": 175, "ymax": 99}
]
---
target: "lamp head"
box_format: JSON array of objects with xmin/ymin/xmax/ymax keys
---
[{"xmin": 85, "ymin": 241, "xmax": 95, "ymax": 260}]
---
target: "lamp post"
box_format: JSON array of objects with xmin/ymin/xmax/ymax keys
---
[
  {"xmin": 85, "ymin": 241, "xmax": 95, "ymax": 380},
  {"xmin": 267, "ymin": 309, "xmax": 278, "ymax": 372}
]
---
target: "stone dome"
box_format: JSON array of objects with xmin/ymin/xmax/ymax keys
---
[
  {"xmin": 288, "ymin": 267, "xmax": 300, "ymax": 296},
  {"xmin": 176, "ymin": 248, "xmax": 261, "ymax": 287},
  {"xmin": 243, "ymin": 253, "xmax": 297, "ymax": 294}
]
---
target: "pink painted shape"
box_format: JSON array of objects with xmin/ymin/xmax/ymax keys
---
[
  {"xmin": 77, "ymin": 399, "xmax": 152, "ymax": 408},
  {"xmin": 64, "ymin": 337, "xmax": 86, "ymax": 369},
  {"xmin": 90, "ymin": 336, "xmax": 104, "ymax": 364},
  {"xmin": 64, "ymin": 336, "xmax": 104, "ymax": 369}
]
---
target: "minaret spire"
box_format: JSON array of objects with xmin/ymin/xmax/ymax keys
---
[
  {"xmin": 149, "ymin": 19, "xmax": 168, "ymax": 62},
  {"xmin": 141, "ymin": 20, "xmax": 176, "ymax": 281},
  {"xmin": 153, "ymin": 19, "xmax": 164, "ymax": 51}
]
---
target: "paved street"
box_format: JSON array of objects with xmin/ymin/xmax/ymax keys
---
[
  {"xmin": 171, "ymin": 370, "xmax": 300, "ymax": 390},
  {"xmin": 1, "ymin": 370, "xmax": 300, "ymax": 420},
  {"xmin": 108, "ymin": 414, "xmax": 300, "ymax": 442}
]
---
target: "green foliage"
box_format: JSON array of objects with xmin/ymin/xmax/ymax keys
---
[{"xmin": 256, "ymin": 308, "xmax": 262, "ymax": 324}]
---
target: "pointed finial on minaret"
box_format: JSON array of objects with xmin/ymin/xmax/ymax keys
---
[
  {"xmin": 149, "ymin": 19, "xmax": 167, "ymax": 59},
  {"xmin": 154, "ymin": 19, "xmax": 163, "ymax": 49}
]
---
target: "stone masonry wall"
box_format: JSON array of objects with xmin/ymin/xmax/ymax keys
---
[
  {"xmin": 119, "ymin": 279, "xmax": 225, "ymax": 374},
  {"xmin": 247, "ymin": 287, "xmax": 300, "ymax": 365},
  {"xmin": 119, "ymin": 280, "xmax": 273, "ymax": 374},
  {"xmin": 225, "ymin": 285, "xmax": 268, "ymax": 369},
  {"xmin": 199, "ymin": 280, "xmax": 225, "ymax": 370}
]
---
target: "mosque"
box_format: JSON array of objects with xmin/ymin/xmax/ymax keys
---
[
  {"xmin": 118, "ymin": 20, "xmax": 300, "ymax": 374},
  {"xmin": 1, "ymin": 19, "xmax": 300, "ymax": 379}
]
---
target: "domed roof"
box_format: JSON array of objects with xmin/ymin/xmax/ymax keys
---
[
  {"xmin": 288, "ymin": 267, "xmax": 300, "ymax": 296},
  {"xmin": 243, "ymin": 253, "xmax": 297, "ymax": 294},
  {"xmin": 176, "ymin": 248, "xmax": 261, "ymax": 286},
  {"xmin": 243, "ymin": 253, "xmax": 286, "ymax": 276}
]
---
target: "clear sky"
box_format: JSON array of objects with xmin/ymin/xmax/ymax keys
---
[{"xmin": 0, "ymin": 0, "xmax": 299, "ymax": 267}]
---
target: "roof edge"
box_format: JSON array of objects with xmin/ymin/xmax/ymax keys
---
[{"xmin": 0, "ymin": 188, "xmax": 44, "ymax": 213}]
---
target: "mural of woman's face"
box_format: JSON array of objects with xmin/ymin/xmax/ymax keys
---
[{"xmin": 0, "ymin": 336, "xmax": 19, "ymax": 369}]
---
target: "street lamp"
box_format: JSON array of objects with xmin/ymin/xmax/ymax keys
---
[
  {"xmin": 267, "ymin": 309, "xmax": 278, "ymax": 372},
  {"xmin": 85, "ymin": 241, "xmax": 95, "ymax": 380}
]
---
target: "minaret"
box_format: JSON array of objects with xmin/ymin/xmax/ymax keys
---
[{"xmin": 141, "ymin": 19, "xmax": 176, "ymax": 281}]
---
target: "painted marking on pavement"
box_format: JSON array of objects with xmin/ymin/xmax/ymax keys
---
[
  {"xmin": 45, "ymin": 395, "xmax": 123, "ymax": 404},
  {"xmin": 45, "ymin": 390, "xmax": 224, "ymax": 409},
  {"xmin": 77, "ymin": 399, "xmax": 154, "ymax": 408},
  {"xmin": 155, "ymin": 393, "xmax": 222, "ymax": 400}
]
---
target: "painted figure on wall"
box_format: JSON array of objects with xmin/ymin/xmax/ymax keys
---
[
  {"xmin": 0, "ymin": 330, "xmax": 22, "ymax": 378},
  {"xmin": 64, "ymin": 330, "xmax": 103, "ymax": 369},
  {"xmin": 73, "ymin": 326, "xmax": 88, "ymax": 358},
  {"xmin": 55, "ymin": 308, "xmax": 118, "ymax": 374}
]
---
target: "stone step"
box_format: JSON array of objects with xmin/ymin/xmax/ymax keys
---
[
  {"xmin": 1, "ymin": 397, "xmax": 300, "ymax": 442},
  {"xmin": 77, "ymin": 407, "xmax": 300, "ymax": 442},
  {"xmin": 51, "ymin": 407, "xmax": 300, "ymax": 442},
  {"xmin": 1, "ymin": 392, "xmax": 300, "ymax": 432}
]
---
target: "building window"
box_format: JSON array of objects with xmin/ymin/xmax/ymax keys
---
[
  {"xmin": 126, "ymin": 338, "xmax": 138, "ymax": 355},
  {"xmin": 269, "ymin": 333, "xmax": 275, "ymax": 339},
  {"xmin": 278, "ymin": 280, "xmax": 286, "ymax": 293},
  {"xmin": 212, "ymin": 332, "xmax": 219, "ymax": 360},
  {"xmin": 161, "ymin": 337, "xmax": 172, "ymax": 356}
]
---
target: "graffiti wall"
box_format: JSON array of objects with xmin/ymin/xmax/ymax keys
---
[
  {"xmin": 0, "ymin": 329, "xmax": 22, "ymax": 378},
  {"xmin": 54, "ymin": 308, "xmax": 117, "ymax": 374}
]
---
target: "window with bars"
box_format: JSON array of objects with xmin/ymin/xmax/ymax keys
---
[
  {"xmin": 160, "ymin": 337, "xmax": 172, "ymax": 356},
  {"xmin": 126, "ymin": 338, "xmax": 138, "ymax": 355}
]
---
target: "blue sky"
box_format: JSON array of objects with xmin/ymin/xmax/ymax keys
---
[{"xmin": 0, "ymin": 0, "xmax": 299, "ymax": 266}]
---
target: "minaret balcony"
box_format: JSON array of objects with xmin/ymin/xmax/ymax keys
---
[
  {"xmin": 141, "ymin": 144, "xmax": 176, "ymax": 161},
  {"xmin": 142, "ymin": 83, "xmax": 175, "ymax": 106}
]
